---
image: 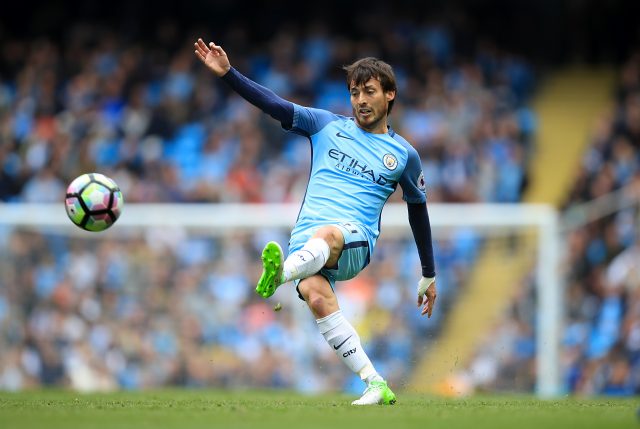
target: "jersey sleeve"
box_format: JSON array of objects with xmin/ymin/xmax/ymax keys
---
[
  {"xmin": 289, "ymin": 104, "xmax": 339, "ymax": 138},
  {"xmin": 398, "ymin": 146, "xmax": 427, "ymax": 203}
]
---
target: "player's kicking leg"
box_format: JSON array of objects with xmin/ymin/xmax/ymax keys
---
[{"xmin": 256, "ymin": 241, "xmax": 285, "ymax": 298}]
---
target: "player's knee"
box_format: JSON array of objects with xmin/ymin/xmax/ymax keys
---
[
  {"xmin": 312, "ymin": 226, "xmax": 342, "ymax": 249},
  {"xmin": 312, "ymin": 226, "xmax": 344, "ymax": 263},
  {"xmin": 307, "ymin": 293, "xmax": 327, "ymax": 314}
]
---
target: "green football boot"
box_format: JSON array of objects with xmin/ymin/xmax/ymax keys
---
[{"xmin": 256, "ymin": 241, "xmax": 284, "ymax": 298}]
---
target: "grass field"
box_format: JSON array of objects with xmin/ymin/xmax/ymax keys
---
[{"xmin": 0, "ymin": 389, "xmax": 636, "ymax": 429}]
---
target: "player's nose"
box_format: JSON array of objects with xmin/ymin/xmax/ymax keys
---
[{"xmin": 354, "ymin": 93, "xmax": 367, "ymax": 104}]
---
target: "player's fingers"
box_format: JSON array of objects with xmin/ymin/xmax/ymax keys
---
[
  {"xmin": 420, "ymin": 300, "xmax": 432, "ymax": 317},
  {"xmin": 194, "ymin": 44, "xmax": 208, "ymax": 59},
  {"xmin": 194, "ymin": 50, "xmax": 206, "ymax": 63},
  {"xmin": 429, "ymin": 293, "xmax": 436, "ymax": 317},
  {"xmin": 196, "ymin": 38, "xmax": 209, "ymax": 52},
  {"xmin": 209, "ymin": 42, "xmax": 227, "ymax": 56},
  {"xmin": 417, "ymin": 294, "xmax": 423, "ymax": 307}
]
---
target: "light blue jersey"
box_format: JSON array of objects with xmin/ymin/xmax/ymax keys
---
[{"xmin": 288, "ymin": 104, "xmax": 426, "ymax": 256}]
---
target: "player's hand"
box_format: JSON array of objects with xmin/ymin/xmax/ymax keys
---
[
  {"xmin": 194, "ymin": 38, "xmax": 231, "ymax": 77},
  {"xmin": 417, "ymin": 276, "xmax": 436, "ymax": 318}
]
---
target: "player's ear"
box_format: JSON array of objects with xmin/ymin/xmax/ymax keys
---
[{"xmin": 386, "ymin": 90, "xmax": 396, "ymax": 103}]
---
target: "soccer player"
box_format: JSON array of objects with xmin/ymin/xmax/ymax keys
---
[{"xmin": 194, "ymin": 38, "xmax": 437, "ymax": 405}]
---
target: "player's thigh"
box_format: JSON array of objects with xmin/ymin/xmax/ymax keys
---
[{"xmin": 320, "ymin": 222, "xmax": 370, "ymax": 282}]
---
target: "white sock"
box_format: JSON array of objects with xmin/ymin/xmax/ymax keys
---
[
  {"xmin": 282, "ymin": 238, "xmax": 330, "ymax": 282},
  {"xmin": 316, "ymin": 310, "xmax": 381, "ymax": 382},
  {"xmin": 360, "ymin": 364, "xmax": 384, "ymax": 385}
]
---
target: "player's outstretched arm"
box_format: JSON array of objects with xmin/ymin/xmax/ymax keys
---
[
  {"xmin": 193, "ymin": 38, "xmax": 294, "ymax": 127},
  {"xmin": 194, "ymin": 38, "xmax": 231, "ymax": 77}
]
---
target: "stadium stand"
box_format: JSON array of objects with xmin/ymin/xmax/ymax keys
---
[{"xmin": 462, "ymin": 49, "xmax": 640, "ymax": 396}]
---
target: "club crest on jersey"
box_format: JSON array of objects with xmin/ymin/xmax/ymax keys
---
[{"xmin": 383, "ymin": 153, "xmax": 398, "ymax": 170}]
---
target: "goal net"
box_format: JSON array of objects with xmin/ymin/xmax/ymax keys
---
[{"xmin": 0, "ymin": 202, "xmax": 561, "ymax": 396}]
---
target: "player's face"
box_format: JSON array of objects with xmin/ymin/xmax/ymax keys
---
[{"xmin": 349, "ymin": 78, "xmax": 395, "ymax": 133}]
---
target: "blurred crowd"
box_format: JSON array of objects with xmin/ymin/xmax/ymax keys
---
[
  {"xmin": 0, "ymin": 226, "xmax": 481, "ymax": 393},
  {"xmin": 0, "ymin": 16, "xmax": 535, "ymax": 392},
  {"xmin": 0, "ymin": 18, "xmax": 536, "ymax": 205},
  {"xmin": 464, "ymin": 49, "xmax": 640, "ymax": 396}
]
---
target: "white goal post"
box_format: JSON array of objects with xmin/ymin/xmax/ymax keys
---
[{"xmin": 0, "ymin": 202, "xmax": 563, "ymax": 397}]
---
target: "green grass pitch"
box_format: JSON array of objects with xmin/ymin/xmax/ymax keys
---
[{"xmin": 0, "ymin": 389, "xmax": 636, "ymax": 429}]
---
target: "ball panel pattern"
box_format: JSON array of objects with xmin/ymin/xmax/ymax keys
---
[
  {"xmin": 81, "ymin": 183, "xmax": 111, "ymax": 212},
  {"xmin": 66, "ymin": 174, "xmax": 91, "ymax": 194},
  {"xmin": 84, "ymin": 213, "xmax": 113, "ymax": 232},
  {"xmin": 65, "ymin": 196, "xmax": 85, "ymax": 225}
]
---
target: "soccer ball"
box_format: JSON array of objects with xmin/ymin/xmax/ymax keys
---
[{"xmin": 65, "ymin": 173, "xmax": 124, "ymax": 232}]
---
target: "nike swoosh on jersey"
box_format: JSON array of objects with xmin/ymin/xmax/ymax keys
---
[
  {"xmin": 336, "ymin": 131, "xmax": 354, "ymax": 140},
  {"xmin": 333, "ymin": 335, "xmax": 353, "ymax": 350}
]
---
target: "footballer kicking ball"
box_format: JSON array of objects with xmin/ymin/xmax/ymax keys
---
[{"xmin": 65, "ymin": 173, "xmax": 124, "ymax": 232}]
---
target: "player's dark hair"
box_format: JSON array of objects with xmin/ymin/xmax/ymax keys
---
[{"xmin": 343, "ymin": 57, "xmax": 397, "ymax": 114}]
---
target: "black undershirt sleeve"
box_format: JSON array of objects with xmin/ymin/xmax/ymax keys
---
[{"xmin": 407, "ymin": 202, "xmax": 436, "ymax": 278}]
